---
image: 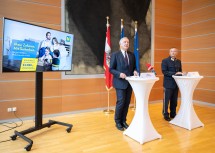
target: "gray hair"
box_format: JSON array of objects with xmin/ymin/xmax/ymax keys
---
[{"xmin": 119, "ymin": 37, "xmax": 129, "ymax": 45}]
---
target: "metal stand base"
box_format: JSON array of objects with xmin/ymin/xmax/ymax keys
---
[
  {"xmin": 10, "ymin": 72, "xmax": 73, "ymax": 151},
  {"xmin": 11, "ymin": 120, "xmax": 72, "ymax": 151}
]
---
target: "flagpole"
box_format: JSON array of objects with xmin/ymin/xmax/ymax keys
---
[
  {"xmin": 120, "ymin": 19, "xmax": 124, "ymax": 38},
  {"xmin": 130, "ymin": 21, "xmax": 138, "ymax": 111},
  {"xmin": 103, "ymin": 16, "xmax": 114, "ymax": 114}
]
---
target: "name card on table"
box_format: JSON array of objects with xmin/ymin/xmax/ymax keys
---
[
  {"xmin": 140, "ymin": 72, "xmax": 156, "ymax": 78},
  {"xmin": 187, "ymin": 72, "xmax": 200, "ymax": 77}
]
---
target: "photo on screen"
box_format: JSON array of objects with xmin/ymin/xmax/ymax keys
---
[{"xmin": 2, "ymin": 18, "xmax": 74, "ymax": 72}]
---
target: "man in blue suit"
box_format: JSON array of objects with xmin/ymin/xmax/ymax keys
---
[
  {"xmin": 161, "ymin": 47, "xmax": 183, "ymax": 121},
  {"xmin": 110, "ymin": 37, "xmax": 138, "ymax": 131}
]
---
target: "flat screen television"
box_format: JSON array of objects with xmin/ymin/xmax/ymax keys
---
[{"xmin": 2, "ymin": 17, "xmax": 74, "ymax": 72}]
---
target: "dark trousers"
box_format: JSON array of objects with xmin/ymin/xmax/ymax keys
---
[
  {"xmin": 115, "ymin": 85, "xmax": 132, "ymax": 124},
  {"xmin": 163, "ymin": 88, "xmax": 179, "ymax": 117}
]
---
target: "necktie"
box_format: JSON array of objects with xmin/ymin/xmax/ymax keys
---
[{"xmin": 125, "ymin": 52, "xmax": 129, "ymax": 65}]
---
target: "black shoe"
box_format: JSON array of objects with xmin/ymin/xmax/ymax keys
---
[
  {"xmin": 116, "ymin": 123, "xmax": 124, "ymax": 131},
  {"xmin": 170, "ymin": 114, "xmax": 176, "ymax": 118},
  {"xmin": 164, "ymin": 116, "xmax": 171, "ymax": 121},
  {"xmin": 122, "ymin": 122, "xmax": 129, "ymax": 129}
]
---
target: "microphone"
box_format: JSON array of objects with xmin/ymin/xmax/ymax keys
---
[{"xmin": 146, "ymin": 63, "xmax": 157, "ymax": 75}]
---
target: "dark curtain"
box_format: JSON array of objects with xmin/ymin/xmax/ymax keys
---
[{"xmin": 66, "ymin": 0, "xmax": 151, "ymax": 66}]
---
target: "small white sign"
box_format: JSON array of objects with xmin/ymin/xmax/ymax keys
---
[
  {"xmin": 187, "ymin": 72, "xmax": 200, "ymax": 77},
  {"xmin": 140, "ymin": 72, "xmax": 156, "ymax": 78}
]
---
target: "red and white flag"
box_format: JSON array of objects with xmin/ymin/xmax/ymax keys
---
[{"xmin": 103, "ymin": 19, "xmax": 113, "ymax": 90}]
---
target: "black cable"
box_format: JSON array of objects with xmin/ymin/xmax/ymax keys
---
[
  {"xmin": 0, "ymin": 122, "xmax": 17, "ymax": 133},
  {"xmin": 0, "ymin": 111, "xmax": 23, "ymax": 133},
  {"xmin": 0, "ymin": 139, "xmax": 11, "ymax": 143},
  {"xmin": 0, "ymin": 122, "xmax": 17, "ymax": 128},
  {"xmin": 13, "ymin": 111, "xmax": 24, "ymax": 128},
  {"xmin": 0, "ymin": 111, "xmax": 23, "ymax": 143}
]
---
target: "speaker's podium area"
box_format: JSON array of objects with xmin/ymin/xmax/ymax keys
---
[
  {"xmin": 124, "ymin": 73, "xmax": 161, "ymax": 144},
  {"xmin": 170, "ymin": 72, "xmax": 204, "ymax": 130}
]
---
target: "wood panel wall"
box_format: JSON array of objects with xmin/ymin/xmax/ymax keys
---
[
  {"xmin": 182, "ymin": 0, "xmax": 215, "ymax": 104},
  {"xmin": 153, "ymin": 0, "xmax": 182, "ymax": 100},
  {"xmin": 0, "ymin": 0, "xmax": 64, "ymax": 120},
  {"xmin": 1, "ymin": 0, "xmax": 214, "ymax": 121},
  {"xmin": 0, "ymin": 0, "xmax": 117, "ymax": 120}
]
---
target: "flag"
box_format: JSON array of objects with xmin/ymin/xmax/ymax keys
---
[
  {"xmin": 103, "ymin": 19, "xmax": 113, "ymax": 91},
  {"xmin": 120, "ymin": 19, "xmax": 124, "ymax": 39},
  {"xmin": 134, "ymin": 22, "xmax": 140, "ymax": 75}
]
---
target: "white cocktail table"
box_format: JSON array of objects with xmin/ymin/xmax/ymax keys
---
[
  {"xmin": 170, "ymin": 75, "xmax": 204, "ymax": 130},
  {"xmin": 124, "ymin": 76, "xmax": 161, "ymax": 144}
]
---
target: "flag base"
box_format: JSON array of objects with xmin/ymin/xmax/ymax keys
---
[
  {"xmin": 103, "ymin": 109, "xmax": 114, "ymax": 114},
  {"xmin": 130, "ymin": 106, "xmax": 136, "ymax": 111}
]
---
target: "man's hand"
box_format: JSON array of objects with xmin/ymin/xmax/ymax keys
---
[
  {"xmin": 176, "ymin": 72, "xmax": 183, "ymax": 75},
  {"xmin": 133, "ymin": 71, "xmax": 139, "ymax": 76},
  {"xmin": 120, "ymin": 73, "xmax": 127, "ymax": 79}
]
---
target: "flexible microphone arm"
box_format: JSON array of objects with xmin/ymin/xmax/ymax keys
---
[{"xmin": 146, "ymin": 63, "xmax": 157, "ymax": 75}]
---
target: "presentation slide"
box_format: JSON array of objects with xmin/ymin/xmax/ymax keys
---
[{"xmin": 2, "ymin": 18, "xmax": 74, "ymax": 72}]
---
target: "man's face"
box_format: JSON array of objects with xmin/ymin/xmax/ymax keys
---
[
  {"xmin": 120, "ymin": 38, "xmax": 129, "ymax": 51},
  {"xmin": 46, "ymin": 33, "xmax": 51, "ymax": 40},
  {"xmin": 169, "ymin": 48, "xmax": 178, "ymax": 58}
]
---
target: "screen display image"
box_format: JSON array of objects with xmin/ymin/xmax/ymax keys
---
[{"xmin": 2, "ymin": 18, "xmax": 74, "ymax": 72}]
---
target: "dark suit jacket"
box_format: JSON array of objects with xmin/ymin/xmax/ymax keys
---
[
  {"xmin": 110, "ymin": 50, "xmax": 136, "ymax": 89},
  {"xmin": 161, "ymin": 56, "xmax": 182, "ymax": 89}
]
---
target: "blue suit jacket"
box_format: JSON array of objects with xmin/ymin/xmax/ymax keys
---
[{"xmin": 109, "ymin": 50, "xmax": 136, "ymax": 89}]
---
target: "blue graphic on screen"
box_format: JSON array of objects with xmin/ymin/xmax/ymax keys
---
[{"xmin": 9, "ymin": 40, "xmax": 39, "ymax": 60}]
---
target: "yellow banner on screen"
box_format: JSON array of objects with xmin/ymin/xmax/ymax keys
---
[{"xmin": 20, "ymin": 58, "xmax": 38, "ymax": 71}]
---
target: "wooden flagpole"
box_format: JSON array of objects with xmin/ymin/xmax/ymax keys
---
[
  {"xmin": 103, "ymin": 90, "xmax": 114, "ymax": 114},
  {"xmin": 130, "ymin": 21, "xmax": 138, "ymax": 111},
  {"xmin": 103, "ymin": 16, "xmax": 114, "ymax": 114}
]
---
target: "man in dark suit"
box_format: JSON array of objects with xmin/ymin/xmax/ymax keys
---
[
  {"xmin": 161, "ymin": 47, "xmax": 183, "ymax": 121},
  {"xmin": 110, "ymin": 37, "xmax": 138, "ymax": 131}
]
